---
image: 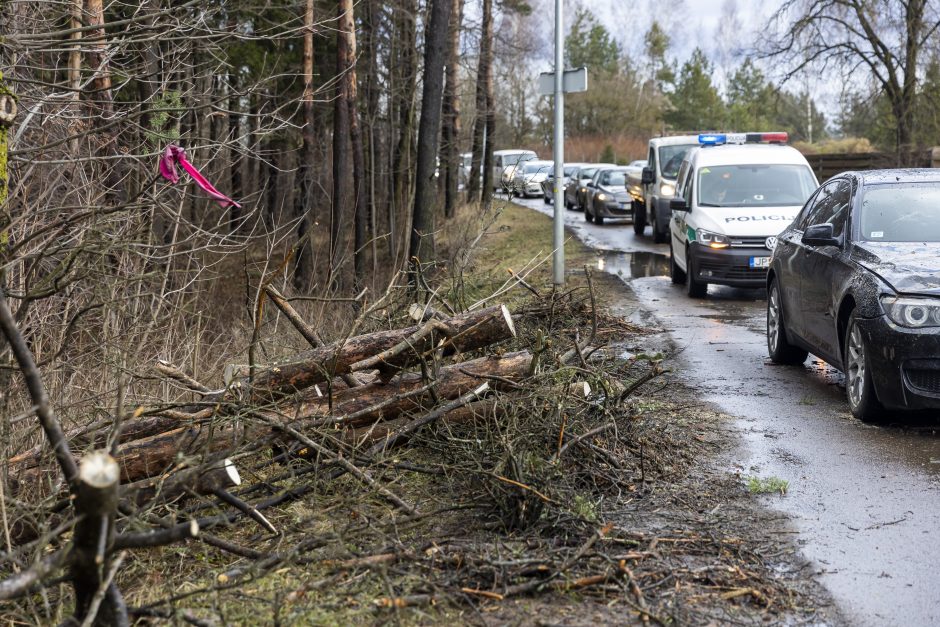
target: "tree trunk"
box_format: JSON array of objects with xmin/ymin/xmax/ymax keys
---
[
  {"xmin": 343, "ymin": 0, "xmax": 368, "ymax": 288},
  {"xmin": 332, "ymin": 2, "xmax": 352, "ymax": 276},
  {"xmin": 294, "ymin": 0, "xmax": 317, "ymax": 290},
  {"xmin": 441, "ymin": 0, "xmax": 465, "ymax": 219},
  {"xmin": 408, "ymin": 0, "xmax": 453, "ymax": 264},
  {"xmin": 248, "ymin": 304, "xmax": 515, "ymax": 398},
  {"xmin": 467, "ymin": 0, "xmax": 493, "ymax": 204},
  {"xmin": 390, "ymin": 0, "xmax": 418, "ymax": 266},
  {"xmin": 273, "ymin": 351, "xmax": 531, "ymax": 435}
]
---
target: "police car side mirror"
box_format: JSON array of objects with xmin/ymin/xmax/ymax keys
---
[
  {"xmin": 803, "ymin": 223, "xmax": 839, "ymax": 247},
  {"xmin": 641, "ymin": 167, "xmax": 654, "ymax": 185},
  {"xmin": 669, "ymin": 197, "xmax": 690, "ymax": 212}
]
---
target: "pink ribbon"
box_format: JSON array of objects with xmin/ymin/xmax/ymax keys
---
[{"xmin": 159, "ymin": 144, "xmax": 241, "ymax": 209}]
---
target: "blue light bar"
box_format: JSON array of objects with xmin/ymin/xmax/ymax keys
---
[{"xmin": 698, "ymin": 133, "xmax": 725, "ymax": 145}]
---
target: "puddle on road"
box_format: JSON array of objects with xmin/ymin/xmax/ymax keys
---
[{"xmin": 595, "ymin": 250, "xmax": 670, "ymax": 279}]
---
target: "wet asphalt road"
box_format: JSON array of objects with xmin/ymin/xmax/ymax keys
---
[{"xmin": 515, "ymin": 194, "xmax": 940, "ymax": 626}]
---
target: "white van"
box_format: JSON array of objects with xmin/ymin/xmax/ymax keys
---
[
  {"xmin": 668, "ymin": 133, "xmax": 819, "ymax": 297},
  {"xmin": 493, "ymin": 149, "xmax": 537, "ymax": 191}
]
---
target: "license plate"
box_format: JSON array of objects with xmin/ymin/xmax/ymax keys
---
[{"xmin": 749, "ymin": 256, "xmax": 770, "ymax": 269}]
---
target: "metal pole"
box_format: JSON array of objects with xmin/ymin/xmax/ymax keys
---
[{"xmin": 552, "ymin": 0, "xmax": 564, "ymax": 285}]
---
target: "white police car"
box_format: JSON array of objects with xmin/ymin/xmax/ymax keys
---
[{"xmin": 667, "ymin": 133, "xmax": 819, "ymax": 297}]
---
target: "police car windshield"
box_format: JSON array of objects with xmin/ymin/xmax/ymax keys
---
[
  {"xmin": 524, "ymin": 163, "xmax": 548, "ymax": 174},
  {"xmin": 697, "ymin": 165, "xmax": 817, "ymax": 208},
  {"xmin": 659, "ymin": 144, "xmax": 696, "ymax": 179},
  {"xmin": 859, "ymin": 183, "xmax": 940, "ymax": 242}
]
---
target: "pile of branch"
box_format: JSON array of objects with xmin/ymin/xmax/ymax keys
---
[{"xmin": 0, "ymin": 288, "xmax": 564, "ymax": 623}]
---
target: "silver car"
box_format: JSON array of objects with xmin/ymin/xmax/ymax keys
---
[
  {"xmin": 540, "ymin": 163, "xmax": 587, "ymax": 204},
  {"xmin": 510, "ymin": 160, "xmax": 553, "ymax": 197}
]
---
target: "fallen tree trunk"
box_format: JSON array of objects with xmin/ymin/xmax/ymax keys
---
[
  {"xmin": 263, "ymin": 350, "xmax": 532, "ymax": 428},
  {"xmin": 247, "ymin": 304, "xmax": 514, "ymax": 399}
]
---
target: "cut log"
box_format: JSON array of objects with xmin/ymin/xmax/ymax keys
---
[
  {"xmin": 7, "ymin": 409, "xmax": 212, "ymax": 472},
  {"xmin": 125, "ymin": 458, "xmax": 242, "ymax": 507},
  {"xmin": 263, "ymin": 350, "xmax": 532, "ymax": 428},
  {"xmin": 247, "ymin": 304, "xmax": 515, "ymax": 399}
]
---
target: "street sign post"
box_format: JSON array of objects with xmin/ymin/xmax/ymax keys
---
[{"xmin": 539, "ymin": 7, "xmax": 588, "ymax": 286}]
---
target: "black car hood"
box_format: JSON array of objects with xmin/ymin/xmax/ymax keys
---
[{"xmin": 853, "ymin": 242, "xmax": 940, "ymax": 295}]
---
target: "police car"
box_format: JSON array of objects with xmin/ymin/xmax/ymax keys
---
[{"xmin": 667, "ymin": 132, "xmax": 819, "ymax": 297}]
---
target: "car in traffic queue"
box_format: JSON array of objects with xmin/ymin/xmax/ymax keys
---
[
  {"xmin": 494, "ymin": 149, "xmax": 538, "ymax": 192},
  {"xmin": 583, "ymin": 166, "xmax": 633, "ymax": 225},
  {"xmin": 767, "ymin": 169, "xmax": 940, "ymax": 420},
  {"xmin": 628, "ymin": 136, "xmax": 701, "ymax": 242},
  {"xmin": 541, "ymin": 163, "xmax": 586, "ymax": 204},
  {"xmin": 510, "ymin": 160, "xmax": 554, "ymax": 197},
  {"xmin": 667, "ymin": 132, "xmax": 819, "ymax": 297},
  {"xmin": 565, "ymin": 163, "xmax": 615, "ymax": 211}
]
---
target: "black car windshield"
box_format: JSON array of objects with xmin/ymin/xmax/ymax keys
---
[
  {"xmin": 579, "ymin": 167, "xmax": 598, "ymax": 180},
  {"xmin": 604, "ymin": 172, "xmax": 627, "ymax": 187},
  {"xmin": 697, "ymin": 164, "xmax": 817, "ymax": 208},
  {"xmin": 859, "ymin": 183, "xmax": 940, "ymax": 242},
  {"xmin": 564, "ymin": 165, "xmax": 579, "ymax": 176},
  {"xmin": 658, "ymin": 144, "xmax": 697, "ymax": 178}
]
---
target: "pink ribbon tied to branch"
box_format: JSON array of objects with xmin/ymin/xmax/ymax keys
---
[{"xmin": 158, "ymin": 144, "xmax": 241, "ymax": 209}]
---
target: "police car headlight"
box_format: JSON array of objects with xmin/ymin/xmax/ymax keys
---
[
  {"xmin": 880, "ymin": 296, "xmax": 940, "ymax": 328},
  {"xmin": 595, "ymin": 193, "xmax": 609, "ymax": 202},
  {"xmin": 660, "ymin": 182, "xmax": 675, "ymax": 197},
  {"xmin": 697, "ymin": 229, "xmax": 730, "ymax": 249}
]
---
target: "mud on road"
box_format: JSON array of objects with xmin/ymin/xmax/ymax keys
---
[{"xmin": 516, "ymin": 193, "xmax": 940, "ymax": 626}]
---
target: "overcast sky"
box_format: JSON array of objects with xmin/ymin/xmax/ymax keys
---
[{"xmin": 523, "ymin": 0, "xmax": 842, "ymax": 116}]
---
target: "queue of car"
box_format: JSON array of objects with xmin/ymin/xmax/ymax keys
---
[{"xmin": 495, "ymin": 132, "xmax": 940, "ymax": 422}]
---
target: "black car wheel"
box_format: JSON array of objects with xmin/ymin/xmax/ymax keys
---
[
  {"xmin": 844, "ymin": 312, "xmax": 885, "ymax": 421},
  {"xmin": 633, "ymin": 201, "xmax": 646, "ymax": 235},
  {"xmin": 584, "ymin": 203, "xmax": 593, "ymax": 222},
  {"xmin": 543, "ymin": 194, "xmax": 551, "ymax": 205},
  {"xmin": 685, "ymin": 248, "xmax": 707, "ymax": 298},
  {"xmin": 766, "ymin": 279, "xmax": 808, "ymax": 365},
  {"xmin": 594, "ymin": 203, "xmax": 605, "ymax": 225},
  {"xmin": 669, "ymin": 237, "xmax": 685, "ymax": 284}
]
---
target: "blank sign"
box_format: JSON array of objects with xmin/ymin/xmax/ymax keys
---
[{"xmin": 537, "ymin": 67, "xmax": 588, "ymax": 95}]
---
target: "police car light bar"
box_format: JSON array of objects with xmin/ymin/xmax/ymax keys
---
[{"xmin": 698, "ymin": 132, "xmax": 789, "ymax": 146}]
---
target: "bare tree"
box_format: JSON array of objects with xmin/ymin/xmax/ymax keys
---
[
  {"xmin": 294, "ymin": 0, "xmax": 317, "ymax": 290},
  {"xmin": 344, "ymin": 0, "xmax": 368, "ymax": 287},
  {"xmin": 441, "ymin": 0, "xmax": 465, "ymax": 219},
  {"xmin": 332, "ymin": 0, "xmax": 352, "ymax": 274},
  {"xmin": 467, "ymin": 0, "xmax": 494, "ymax": 205},
  {"xmin": 410, "ymin": 0, "xmax": 454, "ymax": 264},
  {"xmin": 764, "ymin": 0, "xmax": 940, "ymax": 155}
]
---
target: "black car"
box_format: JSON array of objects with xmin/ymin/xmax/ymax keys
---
[
  {"xmin": 766, "ymin": 169, "xmax": 940, "ymax": 420},
  {"xmin": 584, "ymin": 167, "xmax": 632, "ymax": 225}
]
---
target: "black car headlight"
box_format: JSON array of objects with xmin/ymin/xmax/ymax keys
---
[
  {"xmin": 696, "ymin": 229, "xmax": 730, "ymax": 249},
  {"xmin": 880, "ymin": 296, "xmax": 940, "ymax": 328}
]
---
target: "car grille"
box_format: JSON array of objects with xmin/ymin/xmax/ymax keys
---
[
  {"xmin": 730, "ymin": 236, "xmax": 771, "ymax": 249},
  {"xmin": 905, "ymin": 368, "xmax": 940, "ymax": 394},
  {"xmin": 697, "ymin": 257, "xmax": 766, "ymax": 281}
]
